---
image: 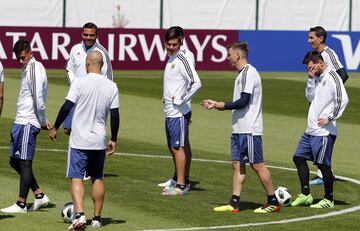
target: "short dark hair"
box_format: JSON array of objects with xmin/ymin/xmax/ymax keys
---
[
  {"xmin": 165, "ymin": 26, "xmax": 184, "ymax": 42},
  {"xmin": 227, "ymin": 42, "xmax": 249, "ymax": 58},
  {"xmin": 302, "ymin": 51, "xmax": 324, "ymax": 65},
  {"xmin": 12, "ymin": 39, "xmax": 31, "ymax": 56},
  {"xmin": 83, "ymin": 22, "xmax": 98, "ymax": 34},
  {"xmin": 310, "ymin": 26, "xmax": 327, "ymax": 43}
]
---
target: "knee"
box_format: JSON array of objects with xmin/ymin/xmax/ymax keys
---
[
  {"xmin": 317, "ymin": 164, "xmax": 331, "ymax": 172},
  {"xmin": 9, "ymin": 159, "xmax": 16, "ymax": 169},
  {"xmin": 293, "ymin": 156, "xmax": 306, "ymax": 166},
  {"xmin": 232, "ymin": 161, "xmax": 239, "ymax": 170},
  {"xmin": 9, "ymin": 158, "xmax": 21, "ymax": 170},
  {"xmin": 250, "ymin": 163, "xmax": 263, "ymax": 173}
]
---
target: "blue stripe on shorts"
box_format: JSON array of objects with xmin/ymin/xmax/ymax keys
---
[
  {"xmin": 294, "ymin": 132, "xmax": 336, "ymax": 166},
  {"xmin": 231, "ymin": 134, "xmax": 263, "ymax": 164},
  {"xmin": 10, "ymin": 123, "xmax": 40, "ymax": 160},
  {"xmin": 165, "ymin": 112, "xmax": 191, "ymax": 149}
]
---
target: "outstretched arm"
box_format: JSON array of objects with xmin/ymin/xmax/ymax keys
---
[{"xmin": 202, "ymin": 93, "xmax": 251, "ymax": 111}]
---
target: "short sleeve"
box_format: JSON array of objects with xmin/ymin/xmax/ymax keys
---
[
  {"xmin": 110, "ymin": 86, "xmax": 119, "ymax": 109},
  {"xmin": 65, "ymin": 78, "xmax": 80, "ymax": 103},
  {"xmin": 242, "ymin": 68, "xmax": 257, "ymax": 94}
]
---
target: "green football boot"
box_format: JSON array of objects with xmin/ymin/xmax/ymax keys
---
[{"xmin": 291, "ymin": 193, "xmax": 313, "ymax": 207}]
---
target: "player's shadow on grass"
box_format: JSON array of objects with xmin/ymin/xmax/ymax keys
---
[
  {"xmin": 104, "ymin": 173, "xmax": 119, "ymax": 178},
  {"xmin": 0, "ymin": 214, "xmax": 14, "ymax": 220},
  {"xmin": 27, "ymin": 202, "xmax": 57, "ymax": 212},
  {"xmin": 312, "ymin": 198, "xmax": 349, "ymax": 206},
  {"xmin": 189, "ymin": 181, "xmax": 206, "ymax": 191},
  {"xmin": 86, "ymin": 217, "xmax": 126, "ymax": 226},
  {"xmin": 212, "ymin": 201, "xmax": 262, "ymax": 211}
]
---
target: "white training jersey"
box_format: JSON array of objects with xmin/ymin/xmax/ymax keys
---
[
  {"xmin": 163, "ymin": 47, "xmax": 201, "ymax": 117},
  {"xmin": 0, "ymin": 61, "xmax": 4, "ymax": 82},
  {"xmin": 321, "ymin": 46, "xmax": 343, "ymax": 71},
  {"xmin": 231, "ymin": 64, "xmax": 263, "ymax": 135},
  {"xmin": 15, "ymin": 57, "xmax": 48, "ymax": 128},
  {"xmin": 66, "ymin": 41, "xmax": 113, "ymax": 84},
  {"xmin": 180, "ymin": 46, "xmax": 195, "ymax": 67},
  {"xmin": 66, "ymin": 73, "xmax": 119, "ymax": 150},
  {"xmin": 305, "ymin": 66, "xmax": 348, "ymax": 136}
]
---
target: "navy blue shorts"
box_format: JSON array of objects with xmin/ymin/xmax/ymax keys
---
[
  {"xmin": 66, "ymin": 148, "xmax": 106, "ymax": 179},
  {"xmin": 294, "ymin": 132, "xmax": 336, "ymax": 166},
  {"xmin": 10, "ymin": 123, "xmax": 40, "ymax": 160},
  {"xmin": 231, "ymin": 134, "xmax": 264, "ymax": 164},
  {"xmin": 165, "ymin": 112, "xmax": 191, "ymax": 149}
]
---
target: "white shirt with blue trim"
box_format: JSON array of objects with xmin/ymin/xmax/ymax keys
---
[
  {"xmin": 66, "ymin": 73, "xmax": 119, "ymax": 150},
  {"xmin": 305, "ymin": 66, "xmax": 348, "ymax": 136},
  {"xmin": 231, "ymin": 64, "xmax": 263, "ymax": 135},
  {"xmin": 15, "ymin": 57, "xmax": 48, "ymax": 128},
  {"xmin": 163, "ymin": 47, "xmax": 201, "ymax": 118},
  {"xmin": 321, "ymin": 46, "xmax": 343, "ymax": 71},
  {"xmin": 66, "ymin": 41, "xmax": 113, "ymax": 84}
]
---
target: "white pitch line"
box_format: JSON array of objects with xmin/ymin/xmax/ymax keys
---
[
  {"xmin": 144, "ymin": 206, "xmax": 360, "ymax": 231},
  {"xmin": 1, "ymin": 146, "xmax": 360, "ymax": 230},
  {"xmin": 3, "ymin": 146, "xmax": 356, "ymax": 184}
]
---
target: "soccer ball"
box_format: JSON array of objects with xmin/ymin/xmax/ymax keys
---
[
  {"xmin": 274, "ymin": 187, "xmax": 292, "ymax": 206},
  {"xmin": 61, "ymin": 202, "xmax": 75, "ymax": 223}
]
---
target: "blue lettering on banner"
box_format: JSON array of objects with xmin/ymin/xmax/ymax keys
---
[{"xmin": 238, "ymin": 30, "xmax": 360, "ymax": 72}]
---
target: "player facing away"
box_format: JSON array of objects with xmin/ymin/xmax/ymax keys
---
[
  {"xmin": 63, "ymin": 22, "xmax": 113, "ymax": 135},
  {"xmin": 49, "ymin": 50, "xmax": 119, "ymax": 230},
  {"xmin": 308, "ymin": 26, "xmax": 349, "ymax": 186},
  {"xmin": 291, "ymin": 51, "xmax": 348, "ymax": 209},
  {"xmin": 161, "ymin": 26, "xmax": 201, "ymax": 195},
  {"xmin": 1, "ymin": 39, "xmax": 52, "ymax": 213},
  {"xmin": 202, "ymin": 42, "xmax": 281, "ymax": 213}
]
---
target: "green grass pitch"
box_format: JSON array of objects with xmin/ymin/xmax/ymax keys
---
[{"xmin": 0, "ymin": 69, "xmax": 359, "ymax": 230}]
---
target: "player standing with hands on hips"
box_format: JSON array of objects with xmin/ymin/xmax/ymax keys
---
[
  {"xmin": 202, "ymin": 42, "xmax": 281, "ymax": 213},
  {"xmin": 291, "ymin": 51, "xmax": 348, "ymax": 209},
  {"xmin": 160, "ymin": 26, "xmax": 201, "ymax": 195},
  {"xmin": 49, "ymin": 50, "xmax": 119, "ymax": 230},
  {"xmin": 1, "ymin": 39, "xmax": 52, "ymax": 213}
]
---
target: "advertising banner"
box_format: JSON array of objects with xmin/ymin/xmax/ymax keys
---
[
  {"xmin": 239, "ymin": 30, "xmax": 360, "ymax": 72},
  {"xmin": 0, "ymin": 26, "xmax": 359, "ymax": 72},
  {"xmin": 0, "ymin": 27, "xmax": 238, "ymax": 70}
]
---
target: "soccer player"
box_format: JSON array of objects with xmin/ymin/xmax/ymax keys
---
[
  {"xmin": 49, "ymin": 50, "xmax": 119, "ymax": 230},
  {"xmin": 0, "ymin": 61, "xmax": 4, "ymax": 115},
  {"xmin": 308, "ymin": 26, "xmax": 349, "ymax": 185},
  {"xmin": 0, "ymin": 39, "xmax": 52, "ymax": 213},
  {"xmin": 63, "ymin": 22, "xmax": 113, "ymax": 135},
  {"xmin": 201, "ymin": 42, "xmax": 281, "ymax": 213},
  {"xmin": 308, "ymin": 26, "xmax": 349, "ymax": 83},
  {"xmin": 161, "ymin": 26, "xmax": 201, "ymax": 195},
  {"xmin": 291, "ymin": 51, "xmax": 348, "ymax": 209}
]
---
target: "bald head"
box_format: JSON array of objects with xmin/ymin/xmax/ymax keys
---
[{"xmin": 86, "ymin": 50, "xmax": 104, "ymax": 74}]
